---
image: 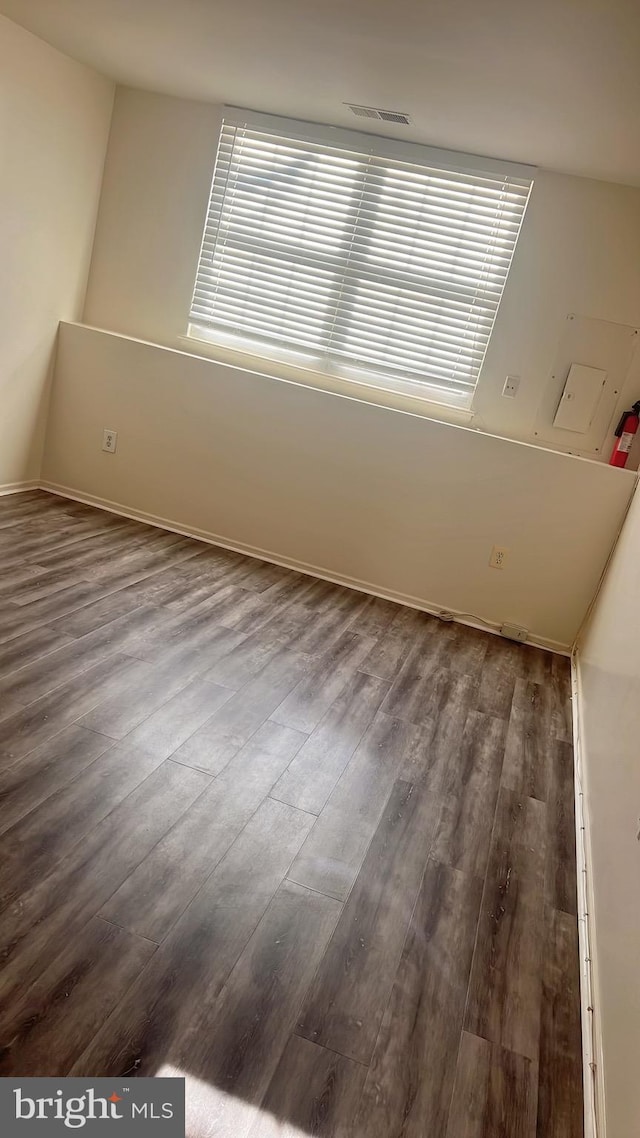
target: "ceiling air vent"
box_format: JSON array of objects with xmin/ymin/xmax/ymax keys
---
[{"xmin": 345, "ymin": 103, "xmax": 412, "ymax": 125}]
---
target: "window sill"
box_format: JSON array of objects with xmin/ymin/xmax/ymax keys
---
[{"xmin": 178, "ymin": 329, "xmax": 476, "ymax": 430}]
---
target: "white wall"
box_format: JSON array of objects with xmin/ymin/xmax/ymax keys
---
[
  {"xmin": 42, "ymin": 322, "xmax": 635, "ymax": 649},
  {"xmin": 83, "ymin": 86, "xmax": 640, "ymax": 454},
  {"xmin": 577, "ymin": 490, "xmax": 640, "ymax": 1138},
  {"xmin": 0, "ymin": 15, "xmax": 114, "ymax": 490}
]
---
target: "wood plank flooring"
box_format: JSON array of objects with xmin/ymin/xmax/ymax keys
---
[{"xmin": 0, "ymin": 490, "xmax": 583, "ymax": 1137}]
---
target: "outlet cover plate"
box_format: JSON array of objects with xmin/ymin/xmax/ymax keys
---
[
  {"xmin": 489, "ymin": 545, "xmax": 509, "ymax": 569},
  {"xmin": 102, "ymin": 429, "xmax": 118, "ymax": 454},
  {"xmin": 500, "ymin": 622, "xmax": 529, "ymax": 642}
]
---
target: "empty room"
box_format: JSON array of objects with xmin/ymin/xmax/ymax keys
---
[{"xmin": 0, "ymin": 2, "xmax": 639, "ymax": 1136}]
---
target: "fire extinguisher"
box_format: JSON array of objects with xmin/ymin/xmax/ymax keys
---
[{"xmin": 609, "ymin": 400, "xmax": 640, "ymax": 467}]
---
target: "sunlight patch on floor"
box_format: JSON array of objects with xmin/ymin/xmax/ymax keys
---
[{"xmin": 157, "ymin": 1064, "xmax": 307, "ymax": 1138}]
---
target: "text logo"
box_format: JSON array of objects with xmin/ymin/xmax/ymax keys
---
[{"xmin": 1, "ymin": 1078, "xmax": 184, "ymax": 1136}]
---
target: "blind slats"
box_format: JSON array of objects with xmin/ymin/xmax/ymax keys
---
[{"xmin": 190, "ymin": 116, "xmax": 532, "ymax": 399}]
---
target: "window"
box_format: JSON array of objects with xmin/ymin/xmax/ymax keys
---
[{"xmin": 189, "ymin": 110, "xmax": 533, "ymax": 408}]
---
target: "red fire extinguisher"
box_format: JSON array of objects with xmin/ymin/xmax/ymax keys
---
[{"xmin": 610, "ymin": 400, "xmax": 640, "ymax": 467}]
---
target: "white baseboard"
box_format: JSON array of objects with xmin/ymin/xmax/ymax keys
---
[
  {"xmin": 38, "ymin": 479, "xmax": 569, "ymax": 654},
  {"xmin": 0, "ymin": 480, "xmax": 40, "ymax": 496},
  {"xmin": 571, "ymin": 651, "xmax": 606, "ymax": 1138}
]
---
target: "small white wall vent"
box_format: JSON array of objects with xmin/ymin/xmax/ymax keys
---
[{"xmin": 345, "ymin": 104, "xmax": 412, "ymax": 125}]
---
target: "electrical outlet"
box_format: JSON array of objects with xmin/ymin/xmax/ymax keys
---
[
  {"xmin": 102, "ymin": 429, "xmax": 118, "ymax": 454},
  {"xmin": 500, "ymin": 622, "xmax": 528, "ymax": 642},
  {"xmin": 502, "ymin": 375, "xmax": 520, "ymax": 398},
  {"xmin": 489, "ymin": 545, "xmax": 509, "ymax": 569}
]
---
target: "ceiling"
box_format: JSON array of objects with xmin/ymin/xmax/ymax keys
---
[{"xmin": 2, "ymin": 0, "xmax": 640, "ymax": 185}]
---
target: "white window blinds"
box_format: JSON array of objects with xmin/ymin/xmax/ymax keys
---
[{"xmin": 189, "ymin": 111, "xmax": 533, "ymax": 405}]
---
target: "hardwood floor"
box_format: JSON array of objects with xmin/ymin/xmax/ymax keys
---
[{"xmin": 0, "ymin": 490, "xmax": 583, "ymax": 1137}]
